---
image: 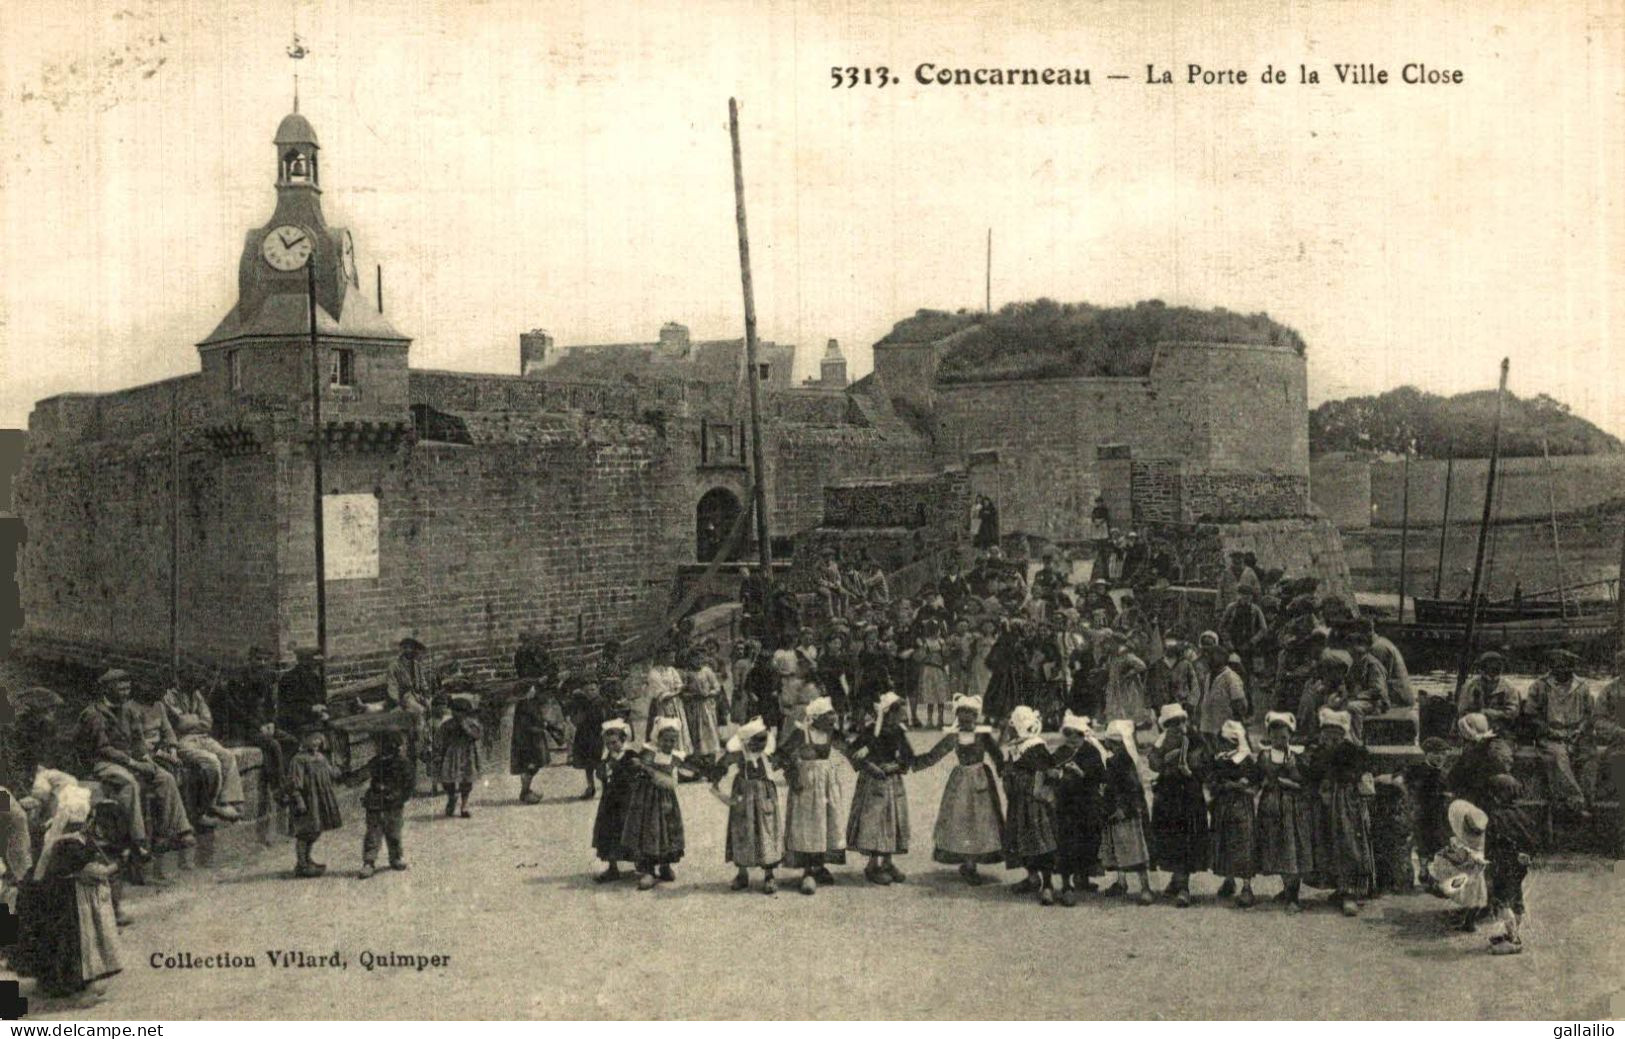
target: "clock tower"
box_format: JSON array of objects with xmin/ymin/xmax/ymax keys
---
[{"xmin": 198, "ymin": 106, "xmax": 410, "ymax": 428}]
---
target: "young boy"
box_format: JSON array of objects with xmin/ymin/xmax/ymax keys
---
[
  {"xmin": 359, "ymin": 732, "xmax": 413, "ymax": 879},
  {"xmin": 1484, "ymin": 773, "xmax": 1536, "ymax": 955}
]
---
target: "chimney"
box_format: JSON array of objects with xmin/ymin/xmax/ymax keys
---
[
  {"xmin": 520, "ymin": 329, "xmax": 555, "ymax": 376},
  {"xmin": 820, "ymin": 338, "xmax": 847, "ymax": 388}
]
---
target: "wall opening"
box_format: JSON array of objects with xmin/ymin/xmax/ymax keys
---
[{"xmin": 696, "ymin": 487, "xmax": 744, "ymax": 562}]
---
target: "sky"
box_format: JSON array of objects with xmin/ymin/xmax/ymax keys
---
[{"xmin": 1, "ymin": 0, "xmax": 1621, "ymax": 434}]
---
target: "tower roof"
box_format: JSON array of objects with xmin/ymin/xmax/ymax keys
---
[{"xmin": 274, "ymin": 112, "xmax": 319, "ymax": 146}]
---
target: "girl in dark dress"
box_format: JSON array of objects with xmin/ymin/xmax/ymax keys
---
[
  {"xmin": 15, "ymin": 787, "xmax": 121, "ymax": 1005},
  {"xmin": 846, "ymin": 693, "xmax": 915, "ymax": 885},
  {"xmin": 1098, "ymin": 720, "xmax": 1156, "ymax": 904},
  {"xmin": 711, "ymin": 717, "xmax": 783, "ymax": 894},
  {"xmin": 1053, "ymin": 712, "xmax": 1108, "ymax": 905},
  {"xmin": 913, "ymin": 694, "xmax": 1005, "ymax": 885},
  {"xmin": 1208, "ymin": 719, "xmax": 1260, "ymax": 907},
  {"xmin": 434, "ymin": 695, "xmax": 483, "ymax": 818},
  {"xmin": 510, "ymin": 679, "xmax": 552, "ymax": 805},
  {"xmin": 566, "ymin": 665, "xmax": 610, "ymax": 800},
  {"xmin": 1002, "ymin": 705, "xmax": 1060, "ymax": 905},
  {"xmin": 1146, "ymin": 703, "xmax": 1209, "ymax": 907},
  {"xmin": 620, "ymin": 717, "xmax": 706, "ymax": 890},
  {"xmin": 1303, "ymin": 707, "xmax": 1376, "ymax": 917},
  {"xmin": 592, "ymin": 720, "xmax": 637, "ymax": 883},
  {"xmin": 286, "ymin": 730, "xmax": 343, "ymax": 878},
  {"xmin": 1255, "ymin": 711, "xmax": 1314, "ymax": 913},
  {"xmin": 983, "ymin": 623, "xmax": 1028, "ymax": 724}
]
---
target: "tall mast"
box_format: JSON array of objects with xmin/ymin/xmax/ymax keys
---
[
  {"xmin": 729, "ymin": 98, "xmax": 773, "ymax": 575},
  {"xmin": 1542, "ymin": 438, "xmax": 1570, "ymax": 619},
  {"xmin": 1433, "ymin": 443, "xmax": 1454, "ymax": 599},
  {"xmin": 1397, "ymin": 452, "xmax": 1410, "ymax": 618},
  {"xmin": 1456, "ymin": 358, "xmax": 1509, "ymax": 693}
]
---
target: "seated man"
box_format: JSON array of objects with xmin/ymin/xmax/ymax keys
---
[
  {"xmin": 816, "ymin": 551, "xmax": 848, "ymax": 620},
  {"xmin": 127, "ymin": 682, "xmax": 226, "ymax": 829},
  {"xmin": 74, "ymin": 669, "xmax": 195, "ymax": 859},
  {"xmin": 163, "ymin": 681, "xmax": 246, "ymax": 822},
  {"xmin": 1519, "ymin": 649, "xmax": 1592, "ymax": 815},
  {"xmin": 1345, "ymin": 630, "xmax": 1392, "ymax": 722},
  {"xmin": 1456, "ymin": 651, "xmax": 1520, "ymax": 730}
]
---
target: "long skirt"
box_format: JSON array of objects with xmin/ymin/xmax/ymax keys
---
[
  {"xmin": 75, "ymin": 879, "xmax": 122, "ymax": 984},
  {"xmin": 14, "ymin": 877, "xmax": 95, "ymax": 997},
  {"xmin": 437, "ymin": 739, "xmax": 479, "ymax": 786},
  {"xmin": 725, "ymin": 774, "xmax": 783, "ymax": 868},
  {"xmin": 983, "ymin": 669, "xmax": 1023, "ymax": 728},
  {"xmin": 932, "ymin": 763, "xmax": 1005, "ymax": 864},
  {"xmin": 1314, "ymin": 783, "xmax": 1375, "ymax": 895},
  {"xmin": 847, "ymin": 773, "xmax": 910, "ymax": 855},
  {"xmin": 1370, "ymin": 788, "xmax": 1417, "ymax": 893},
  {"xmin": 592, "ymin": 778, "xmax": 635, "ymax": 862},
  {"xmin": 1255, "ymin": 786, "xmax": 1314, "ymax": 877},
  {"xmin": 1209, "ymin": 791, "xmax": 1257, "ymax": 878},
  {"xmin": 784, "ymin": 758, "xmax": 847, "ymax": 868},
  {"xmin": 685, "ymin": 698, "xmax": 723, "ymax": 759},
  {"xmin": 1055, "ymin": 785, "xmax": 1104, "ymax": 877},
  {"xmin": 1100, "ymin": 814, "xmax": 1151, "ymax": 871},
  {"xmin": 916, "ymin": 664, "xmax": 951, "ymax": 707},
  {"xmin": 1004, "ymin": 780, "xmax": 1059, "ymax": 869},
  {"xmin": 620, "ymin": 777, "xmax": 685, "ymax": 866},
  {"xmin": 1151, "ymin": 776, "xmax": 1210, "ymax": 874}
]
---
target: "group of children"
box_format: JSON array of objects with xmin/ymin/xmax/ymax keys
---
[{"xmin": 583, "ymin": 688, "xmax": 1533, "ymax": 946}]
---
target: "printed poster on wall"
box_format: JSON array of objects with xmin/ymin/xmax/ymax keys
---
[{"xmin": 324, "ymin": 492, "xmax": 379, "ymax": 580}]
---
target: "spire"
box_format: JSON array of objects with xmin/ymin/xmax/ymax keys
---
[{"xmin": 293, "ymin": 73, "xmax": 299, "ymax": 114}]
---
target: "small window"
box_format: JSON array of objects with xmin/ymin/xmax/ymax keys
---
[
  {"xmin": 227, "ymin": 349, "xmax": 242, "ymax": 391},
  {"xmin": 757, "ymin": 363, "xmax": 771, "ymax": 381},
  {"xmin": 330, "ymin": 349, "xmax": 355, "ymax": 388}
]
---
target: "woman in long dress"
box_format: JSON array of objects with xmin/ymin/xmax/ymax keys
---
[
  {"xmin": 913, "ymin": 623, "xmax": 952, "ymax": 730},
  {"xmin": 913, "ymin": 694, "xmax": 1005, "ymax": 884},
  {"xmin": 775, "ymin": 696, "xmax": 854, "ymax": 895},
  {"xmin": 1304, "ymin": 707, "xmax": 1377, "ymax": 917},
  {"xmin": 1052, "ymin": 712, "xmax": 1108, "ymax": 905},
  {"xmin": 682, "ymin": 651, "xmax": 725, "ymax": 767},
  {"xmin": 846, "ymin": 693, "xmax": 915, "ymax": 884},
  {"xmin": 1208, "ymin": 719, "xmax": 1260, "ymax": 907},
  {"xmin": 1146, "ymin": 703, "xmax": 1210, "ymax": 907},
  {"xmin": 644, "ymin": 657, "xmax": 694, "ymax": 757},
  {"xmin": 1098, "ymin": 719, "xmax": 1156, "ymax": 904},
  {"xmin": 15, "ymin": 786, "xmax": 121, "ymax": 1004}
]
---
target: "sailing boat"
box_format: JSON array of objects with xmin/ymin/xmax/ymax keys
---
[{"xmin": 1378, "ymin": 360, "xmax": 1618, "ymax": 661}]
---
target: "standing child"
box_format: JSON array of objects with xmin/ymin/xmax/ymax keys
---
[
  {"xmin": 846, "ymin": 692, "xmax": 915, "ymax": 885},
  {"xmin": 1402, "ymin": 737, "xmax": 1454, "ymax": 879},
  {"xmin": 776, "ymin": 696, "xmax": 853, "ymax": 895},
  {"xmin": 711, "ymin": 716, "xmax": 783, "ymax": 894},
  {"xmin": 1305, "ymin": 707, "xmax": 1376, "ymax": 917},
  {"xmin": 285, "ymin": 729, "xmax": 342, "ymax": 878},
  {"xmin": 1255, "ymin": 712, "xmax": 1314, "ymax": 913},
  {"xmin": 1098, "ymin": 719, "xmax": 1156, "ymax": 905},
  {"xmin": 434, "ymin": 693, "xmax": 483, "ymax": 818},
  {"xmin": 1483, "ymin": 773, "xmax": 1536, "ymax": 955},
  {"xmin": 358, "ymin": 731, "xmax": 413, "ymax": 879},
  {"xmin": 912, "ymin": 694, "xmax": 1004, "ymax": 885},
  {"xmin": 1208, "ymin": 719, "xmax": 1260, "ymax": 907},
  {"xmin": 1429, "ymin": 798, "xmax": 1489, "ymax": 931},
  {"xmin": 592, "ymin": 719, "xmax": 637, "ymax": 882},
  {"xmin": 620, "ymin": 717, "xmax": 704, "ymax": 890},
  {"xmin": 1053, "ymin": 712, "xmax": 1108, "ymax": 905},
  {"xmin": 914, "ymin": 623, "xmax": 952, "ymax": 731},
  {"xmin": 683, "ymin": 649, "xmax": 726, "ymax": 768},
  {"xmin": 1002, "ymin": 705, "xmax": 1061, "ymax": 905},
  {"xmin": 1147, "ymin": 703, "xmax": 1210, "ymax": 907}
]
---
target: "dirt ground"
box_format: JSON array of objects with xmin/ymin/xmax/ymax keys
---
[{"xmin": 11, "ymin": 733, "xmax": 1623, "ymax": 1022}]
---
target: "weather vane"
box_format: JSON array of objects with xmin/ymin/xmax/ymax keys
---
[{"xmin": 287, "ymin": 33, "xmax": 309, "ymax": 60}]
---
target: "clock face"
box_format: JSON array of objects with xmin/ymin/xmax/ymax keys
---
[
  {"xmin": 339, "ymin": 229, "xmax": 358, "ymax": 286},
  {"xmin": 261, "ymin": 224, "xmax": 314, "ymax": 271}
]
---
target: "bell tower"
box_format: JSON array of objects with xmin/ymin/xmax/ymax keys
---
[{"xmin": 198, "ymin": 106, "xmax": 410, "ymax": 428}]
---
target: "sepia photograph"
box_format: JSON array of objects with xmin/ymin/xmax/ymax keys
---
[{"xmin": 0, "ymin": 0, "xmax": 1622, "ymax": 1025}]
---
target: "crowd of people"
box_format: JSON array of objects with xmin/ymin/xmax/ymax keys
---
[{"xmin": 5, "ymin": 527, "xmax": 1625, "ymax": 1006}]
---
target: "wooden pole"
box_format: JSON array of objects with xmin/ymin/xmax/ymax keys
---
[
  {"xmin": 308, "ymin": 259, "xmax": 328, "ymax": 683},
  {"xmin": 169, "ymin": 381, "xmax": 181, "ymax": 686},
  {"xmin": 1433, "ymin": 444, "xmax": 1454, "ymax": 599},
  {"xmin": 1541, "ymin": 438, "xmax": 1570, "ymax": 619},
  {"xmin": 376, "ymin": 263, "xmax": 383, "ymax": 312},
  {"xmin": 1398, "ymin": 452, "xmax": 1410, "ymax": 619},
  {"xmin": 1456, "ymin": 358, "xmax": 1509, "ymax": 693},
  {"xmin": 729, "ymin": 98, "xmax": 773, "ymax": 576},
  {"xmin": 985, "ymin": 228, "xmax": 992, "ymax": 314}
]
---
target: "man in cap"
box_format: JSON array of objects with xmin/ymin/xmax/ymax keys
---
[
  {"xmin": 1344, "ymin": 630, "xmax": 1392, "ymax": 722},
  {"xmin": 75, "ymin": 669, "xmax": 195, "ymax": 860},
  {"xmin": 1194, "ymin": 644, "xmax": 1248, "ymax": 752},
  {"xmin": 386, "ymin": 637, "xmax": 435, "ymax": 718},
  {"xmin": 1456, "ymin": 651, "xmax": 1519, "ymax": 729},
  {"xmin": 1519, "ymin": 648, "xmax": 1592, "ymax": 813},
  {"xmin": 1365, "ymin": 619, "xmax": 1415, "ymax": 708},
  {"xmin": 1031, "ymin": 552, "xmax": 1070, "ymax": 610}
]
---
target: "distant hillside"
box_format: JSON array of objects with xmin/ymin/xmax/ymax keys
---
[
  {"xmin": 1309, "ymin": 386, "xmax": 1621, "ymax": 458},
  {"xmin": 879, "ymin": 299, "xmax": 1307, "ymax": 385}
]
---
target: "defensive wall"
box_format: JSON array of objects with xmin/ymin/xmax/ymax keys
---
[
  {"xmin": 874, "ymin": 340, "xmax": 1310, "ymax": 541},
  {"xmin": 13, "ymin": 368, "xmax": 932, "ymax": 683}
]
